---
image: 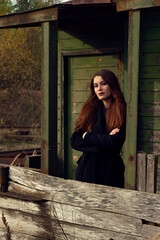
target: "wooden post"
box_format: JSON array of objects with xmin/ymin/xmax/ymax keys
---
[
  {"xmin": 124, "ymin": 10, "xmax": 140, "ymax": 189},
  {"xmin": 41, "ymin": 21, "xmax": 58, "ymax": 175},
  {"xmin": 0, "ymin": 166, "xmax": 9, "ymax": 192},
  {"xmin": 146, "ymin": 154, "xmax": 158, "ymax": 193},
  {"xmin": 137, "ymin": 152, "xmax": 147, "ymax": 192}
]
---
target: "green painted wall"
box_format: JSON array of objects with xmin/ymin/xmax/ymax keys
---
[{"xmin": 138, "ymin": 8, "xmax": 160, "ymax": 155}]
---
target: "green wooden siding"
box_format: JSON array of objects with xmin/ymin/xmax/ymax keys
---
[{"xmin": 138, "ymin": 8, "xmax": 160, "ymax": 155}]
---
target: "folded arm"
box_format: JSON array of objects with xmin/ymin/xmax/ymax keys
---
[
  {"xmin": 83, "ymin": 123, "xmax": 126, "ymax": 151},
  {"xmin": 70, "ymin": 129, "xmax": 100, "ymax": 153}
]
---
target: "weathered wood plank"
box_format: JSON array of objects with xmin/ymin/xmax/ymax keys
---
[
  {"xmin": 73, "ymin": 80, "xmax": 90, "ymax": 91},
  {"xmin": 7, "ymin": 166, "xmax": 160, "ymax": 224},
  {"xmin": 72, "ymin": 91, "xmax": 90, "ymax": 102},
  {"xmin": 72, "ymin": 55, "xmax": 118, "ymax": 68},
  {"xmin": 139, "ymin": 104, "xmax": 160, "ymax": 116},
  {"xmin": 0, "ymin": 195, "xmax": 142, "ymax": 237},
  {"xmin": 62, "ymin": 48, "xmax": 122, "ymax": 57},
  {"xmin": 0, "ymin": 208, "xmax": 142, "ymax": 240},
  {"xmin": 140, "ymin": 66, "xmax": 160, "ymax": 79},
  {"xmin": 142, "ymin": 224, "xmax": 160, "ymax": 240},
  {"xmin": 0, "ymin": 8, "xmax": 58, "ymax": 28},
  {"xmin": 41, "ymin": 21, "xmax": 58, "ymax": 175},
  {"xmin": 61, "ymin": 38, "xmax": 121, "ymax": 51},
  {"xmin": 138, "ymin": 129, "xmax": 160, "ymax": 142},
  {"xmin": 116, "ymin": 0, "xmax": 160, "ymax": 12},
  {"xmin": 0, "ymin": 230, "xmax": 43, "ymax": 240},
  {"xmin": 61, "ymin": 38, "xmax": 92, "ymax": 50},
  {"xmin": 137, "ymin": 153, "xmax": 146, "ymax": 192},
  {"xmin": 139, "ymin": 78, "xmax": 160, "ymax": 92},
  {"xmin": 140, "ymin": 53, "xmax": 160, "ymax": 66},
  {"xmin": 138, "ymin": 116, "xmax": 160, "ymax": 130},
  {"xmin": 139, "ymin": 92, "xmax": 160, "ymax": 104},
  {"xmin": 146, "ymin": 154, "xmax": 158, "ymax": 193},
  {"xmin": 72, "ymin": 67, "xmax": 118, "ymax": 79},
  {"xmin": 124, "ymin": 10, "xmax": 140, "ymax": 189},
  {"xmin": 138, "ymin": 142, "xmax": 160, "ymax": 155},
  {"xmin": 0, "ymin": 209, "xmax": 66, "ymax": 240}
]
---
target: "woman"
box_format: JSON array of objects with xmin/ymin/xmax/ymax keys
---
[{"xmin": 70, "ymin": 69, "xmax": 126, "ymax": 188}]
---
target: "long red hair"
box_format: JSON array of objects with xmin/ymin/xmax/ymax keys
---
[{"xmin": 75, "ymin": 69, "xmax": 126, "ymax": 133}]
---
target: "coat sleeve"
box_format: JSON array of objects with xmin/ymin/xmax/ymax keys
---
[
  {"xmin": 70, "ymin": 129, "xmax": 100, "ymax": 153},
  {"xmin": 84, "ymin": 123, "xmax": 126, "ymax": 151}
]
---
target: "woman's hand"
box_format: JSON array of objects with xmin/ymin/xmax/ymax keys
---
[
  {"xmin": 82, "ymin": 132, "xmax": 87, "ymax": 139},
  {"xmin": 110, "ymin": 128, "xmax": 120, "ymax": 135}
]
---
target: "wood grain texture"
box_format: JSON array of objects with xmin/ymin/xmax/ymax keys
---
[
  {"xmin": 1, "ymin": 166, "xmax": 160, "ymax": 239},
  {"xmin": 0, "ymin": 8, "xmax": 58, "ymax": 28},
  {"xmin": 142, "ymin": 224, "xmax": 160, "ymax": 240},
  {"xmin": 0, "ymin": 195, "xmax": 142, "ymax": 237},
  {"xmin": 137, "ymin": 153, "xmax": 146, "ymax": 191},
  {"xmin": 146, "ymin": 154, "xmax": 158, "ymax": 193},
  {"xmin": 7, "ymin": 167, "xmax": 160, "ymax": 224},
  {"xmin": 0, "ymin": 209, "xmax": 142, "ymax": 240},
  {"xmin": 124, "ymin": 10, "xmax": 140, "ymax": 189}
]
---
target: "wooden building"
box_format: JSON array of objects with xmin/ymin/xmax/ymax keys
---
[
  {"xmin": 0, "ymin": 1, "xmax": 160, "ymax": 239},
  {"xmin": 0, "ymin": 0, "xmax": 160, "ymax": 190}
]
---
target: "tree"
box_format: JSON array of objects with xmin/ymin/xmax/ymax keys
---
[
  {"xmin": 14, "ymin": 0, "xmax": 45, "ymax": 12},
  {"xmin": 0, "ymin": 0, "xmax": 14, "ymax": 15},
  {"xmin": 0, "ymin": 27, "xmax": 41, "ymax": 90},
  {"xmin": 0, "ymin": 27, "xmax": 41, "ymax": 128}
]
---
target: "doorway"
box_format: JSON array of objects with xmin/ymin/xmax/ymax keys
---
[{"xmin": 64, "ymin": 53, "xmax": 123, "ymax": 179}]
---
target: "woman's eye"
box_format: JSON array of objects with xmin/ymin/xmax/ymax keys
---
[{"xmin": 102, "ymin": 82, "xmax": 106, "ymax": 85}]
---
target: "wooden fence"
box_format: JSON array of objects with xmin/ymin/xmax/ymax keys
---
[
  {"xmin": 137, "ymin": 152, "xmax": 159, "ymax": 193},
  {"xmin": 0, "ymin": 166, "xmax": 160, "ymax": 239}
]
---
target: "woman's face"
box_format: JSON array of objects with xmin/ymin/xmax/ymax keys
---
[{"xmin": 93, "ymin": 76, "xmax": 112, "ymax": 101}]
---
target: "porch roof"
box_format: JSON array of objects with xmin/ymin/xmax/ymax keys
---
[{"xmin": 0, "ymin": 0, "xmax": 115, "ymax": 29}]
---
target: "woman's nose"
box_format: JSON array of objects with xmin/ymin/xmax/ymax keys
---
[{"xmin": 98, "ymin": 85, "xmax": 102, "ymax": 91}]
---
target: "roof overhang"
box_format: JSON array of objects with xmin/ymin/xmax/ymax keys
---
[
  {"xmin": 0, "ymin": 1, "xmax": 116, "ymax": 29},
  {"xmin": 0, "ymin": 7, "xmax": 58, "ymax": 28},
  {"xmin": 116, "ymin": 0, "xmax": 160, "ymax": 12}
]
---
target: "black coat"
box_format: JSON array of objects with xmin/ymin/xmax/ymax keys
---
[{"xmin": 70, "ymin": 102, "xmax": 126, "ymax": 188}]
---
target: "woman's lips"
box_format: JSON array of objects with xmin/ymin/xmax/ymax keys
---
[{"xmin": 98, "ymin": 92, "xmax": 104, "ymax": 96}]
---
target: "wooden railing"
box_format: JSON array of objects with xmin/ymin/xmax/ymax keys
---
[
  {"xmin": 137, "ymin": 152, "xmax": 159, "ymax": 193},
  {"xmin": 0, "ymin": 166, "xmax": 160, "ymax": 239}
]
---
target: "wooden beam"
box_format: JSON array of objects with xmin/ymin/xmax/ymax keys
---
[
  {"xmin": 63, "ymin": 0, "xmax": 114, "ymax": 4},
  {"xmin": 0, "ymin": 7, "xmax": 58, "ymax": 28},
  {"xmin": 62, "ymin": 47, "xmax": 122, "ymax": 56},
  {"xmin": 7, "ymin": 166, "xmax": 160, "ymax": 225},
  {"xmin": 41, "ymin": 21, "xmax": 58, "ymax": 176},
  {"xmin": 116, "ymin": 0, "xmax": 160, "ymax": 12},
  {"xmin": 124, "ymin": 10, "xmax": 140, "ymax": 189}
]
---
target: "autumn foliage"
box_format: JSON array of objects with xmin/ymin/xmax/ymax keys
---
[{"xmin": 0, "ymin": 27, "xmax": 41, "ymax": 128}]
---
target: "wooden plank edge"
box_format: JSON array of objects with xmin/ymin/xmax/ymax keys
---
[
  {"xmin": 0, "ymin": 208, "xmax": 142, "ymax": 240},
  {"xmin": 0, "ymin": 7, "xmax": 58, "ymax": 29},
  {"xmin": 116, "ymin": 0, "xmax": 160, "ymax": 12},
  {"xmin": 0, "ymin": 167, "xmax": 9, "ymax": 192}
]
